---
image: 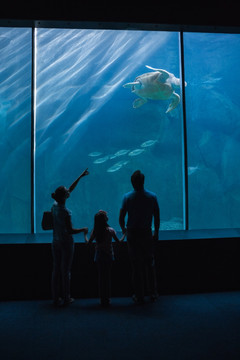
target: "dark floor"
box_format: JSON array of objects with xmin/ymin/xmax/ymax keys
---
[{"xmin": 1, "ymin": 292, "xmax": 240, "ymax": 360}]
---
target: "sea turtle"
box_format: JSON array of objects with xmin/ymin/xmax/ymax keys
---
[{"xmin": 123, "ymin": 65, "xmax": 187, "ymax": 113}]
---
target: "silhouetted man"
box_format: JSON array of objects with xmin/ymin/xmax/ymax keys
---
[{"xmin": 119, "ymin": 170, "xmax": 160, "ymax": 304}]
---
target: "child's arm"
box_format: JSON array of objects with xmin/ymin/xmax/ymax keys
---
[
  {"xmin": 85, "ymin": 230, "xmax": 95, "ymax": 244},
  {"xmin": 112, "ymin": 230, "xmax": 126, "ymax": 243},
  {"xmin": 84, "ymin": 233, "xmax": 88, "ymax": 243}
]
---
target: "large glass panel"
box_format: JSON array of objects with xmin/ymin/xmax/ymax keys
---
[
  {"xmin": 35, "ymin": 29, "xmax": 183, "ymax": 233},
  {"xmin": 184, "ymin": 33, "xmax": 240, "ymax": 229},
  {"xmin": 0, "ymin": 28, "xmax": 32, "ymax": 233}
]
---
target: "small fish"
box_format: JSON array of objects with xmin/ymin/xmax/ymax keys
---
[
  {"xmin": 117, "ymin": 160, "xmax": 129, "ymax": 166},
  {"xmin": 201, "ymin": 77, "xmax": 222, "ymax": 90},
  {"xmin": 202, "ymin": 76, "xmax": 222, "ymax": 85},
  {"xmin": 128, "ymin": 149, "xmax": 145, "ymax": 156},
  {"xmin": 107, "ymin": 164, "xmax": 122, "ymax": 173},
  {"xmin": 140, "ymin": 140, "xmax": 157, "ymax": 148},
  {"xmin": 107, "ymin": 160, "xmax": 129, "ymax": 173},
  {"xmin": 88, "ymin": 151, "xmax": 102, "ymax": 157},
  {"xmin": 93, "ymin": 156, "xmax": 109, "ymax": 164},
  {"xmin": 188, "ymin": 165, "xmax": 199, "ymax": 175},
  {"xmin": 114, "ymin": 149, "xmax": 130, "ymax": 156}
]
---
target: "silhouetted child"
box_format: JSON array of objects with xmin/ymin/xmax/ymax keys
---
[{"xmin": 85, "ymin": 210, "xmax": 125, "ymax": 307}]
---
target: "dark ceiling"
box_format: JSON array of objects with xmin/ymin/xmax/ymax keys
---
[{"xmin": 1, "ymin": 1, "xmax": 240, "ymax": 29}]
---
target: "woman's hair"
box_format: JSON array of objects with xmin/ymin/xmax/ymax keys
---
[
  {"xmin": 93, "ymin": 210, "xmax": 109, "ymax": 242},
  {"xmin": 51, "ymin": 186, "xmax": 69, "ymax": 203}
]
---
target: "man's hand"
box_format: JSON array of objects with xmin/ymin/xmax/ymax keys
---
[
  {"xmin": 153, "ymin": 231, "xmax": 159, "ymax": 241},
  {"xmin": 121, "ymin": 227, "xmax": 127, "ymax": 234},
  {"xmin": 82, "ymin": 227, "xmax": 88, "ymax": 235}
]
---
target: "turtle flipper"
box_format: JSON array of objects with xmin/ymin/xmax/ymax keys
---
[
  {"xmin": 145, "ymin": 65, "xmax": 170, "ymax": 81},
  {"xmin": 133, "ymin": 98, "xmax": 148, "ymax": 108},
  {"xmin": 166, "ymin": 92, "xmax": 180, "ymax": 113},
  {"xmin": 123, "ymin": 81, "xmax": 141, "ymax": 89},
  {"xmin": 145, "ymin": 65, "xmax": 162, "ymax": 71}
]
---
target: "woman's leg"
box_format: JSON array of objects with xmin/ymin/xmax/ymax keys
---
[
  {"xmin": 52, "ymin": 242, "xmax": 62, "ymax": 304},
  {"xmin": 61, "ymin": 240, "xmax": 74, "ymax": 303}
]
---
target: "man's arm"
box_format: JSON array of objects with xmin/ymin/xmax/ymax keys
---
[
  {"xmin": 119, "ymin": 208, "xmax": 127, "ymax": 234},
  {"xmin": 153, "ymin": 200, "xmax": 160, "ymax": 240},
  {"xmin": 112, "ymin": 230, "xmax": 126, "ymax": 243}
]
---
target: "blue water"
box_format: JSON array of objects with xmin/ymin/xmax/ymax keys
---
[
  {"xmin": 35, "ymin": 29, "xmax": 183, "ymax": 233},
  {"xmin": 184, "ymin": 33, "xmax": 240, "ymax": 229},
  {"xmin": 1, "ymin": 27, "xmax": 240, "ymax": 234},
  {"xmin": 0, "ymin": 27, "xmax": 32, "ymax": 233}
]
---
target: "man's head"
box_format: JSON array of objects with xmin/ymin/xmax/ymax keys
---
[{"xmin": 131, "ymin": 170, "xmax": 145, "ymax": 191}]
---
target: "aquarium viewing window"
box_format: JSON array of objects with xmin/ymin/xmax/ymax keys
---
[{"xmin": 1, "ymin": 21, "xmax": 240, "ymax": 242}]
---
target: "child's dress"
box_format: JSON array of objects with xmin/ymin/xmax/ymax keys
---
[{"xmin": 93, "ymin": 227, "xmax": 117, "ymax": 306}]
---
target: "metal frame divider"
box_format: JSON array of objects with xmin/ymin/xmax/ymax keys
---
[
  {"xmin": 31, "ymin": 27, "xmax": 36, "ymax": 234},
  {"xmin": 180, "ymin": 31, "xmax": 189, "ymax": 231}
]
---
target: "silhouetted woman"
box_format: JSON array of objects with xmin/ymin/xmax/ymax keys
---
[
  {"xmin": 51, "ymin": 169, "xmax": 89, "ymax": 306},
  {"xmin": 85, "ymin": 210, "xmax": 125, "ymax": 307}
]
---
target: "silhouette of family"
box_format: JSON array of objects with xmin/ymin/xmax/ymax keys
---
[{"xmin": 51, "ymin": 169, "xmax": 160, "ymax": 307}]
